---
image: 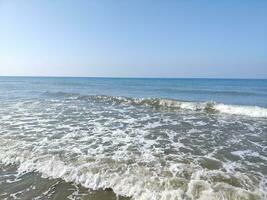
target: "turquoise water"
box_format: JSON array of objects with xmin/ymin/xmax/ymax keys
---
[{"xmin": 0, "ymin": 77, "xmax": 267, "ymax": 200}]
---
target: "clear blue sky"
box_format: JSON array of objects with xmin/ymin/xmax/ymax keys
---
[{"xmin": 0, "ymin": 0, "xmax": 266, "ymax": 78}]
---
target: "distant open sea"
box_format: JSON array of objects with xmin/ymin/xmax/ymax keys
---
[{"xmin": 0, "ymin": 77, "xmax": 267, "ymax": 200}]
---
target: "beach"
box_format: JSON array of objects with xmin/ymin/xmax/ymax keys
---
[{"xmin": 0, "ymin": 77, "xmax": 266, "ymax": 200}]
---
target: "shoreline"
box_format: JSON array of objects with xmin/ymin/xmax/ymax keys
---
[{"xmin": 0, "ymin": 164, "xmax": 131, "ymax": 200}]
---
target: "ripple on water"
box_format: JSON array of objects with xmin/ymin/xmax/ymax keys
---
[{"xmin": 0, "ymin": 97, "xmax": 266, "ymax": 200}]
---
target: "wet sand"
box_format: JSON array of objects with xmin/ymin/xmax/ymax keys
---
[{"xmin": 0, "ymin": 165, "xmax": 131, "ymax": 200}]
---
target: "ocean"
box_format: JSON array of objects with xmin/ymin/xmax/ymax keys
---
[{"xmin": 0, "ymin": 77, "xmax": 266, "ymax": 200}]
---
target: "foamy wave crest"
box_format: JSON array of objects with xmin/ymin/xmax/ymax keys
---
[
  {"xmin": 44, "ymin": 92, "xmax": 267, "ymax": 118},
  {"xmin": 213, "ymin": 104, "xmax": 267, "ymax": 118},
  {"xmin": 0, "ymin": 139, "xmax": 265, "ymax": 200}
]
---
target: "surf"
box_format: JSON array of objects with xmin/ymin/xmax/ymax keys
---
[{"xmin": 44, "ymin": 92, "xmax": 267, "ymax": 118}]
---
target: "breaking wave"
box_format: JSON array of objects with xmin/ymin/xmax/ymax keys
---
[
  {"xmin": 44, "ymin": 92, "xmax": 267, "ymax": 118},
  {"xmin": 0, "ymin": 91, "xmax": 266, "ymax": 200},
  {"xmin": 0, "ymin": 139, "xmax": 265, "ymax": 200}
]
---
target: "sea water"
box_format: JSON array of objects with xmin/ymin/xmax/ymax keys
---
[{"xmin": 0, "ymin": 77, "xmax": 266, "ymax": 200}]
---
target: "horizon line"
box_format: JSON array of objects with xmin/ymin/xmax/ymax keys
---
[{"xmin": 0, "ymin": 75, "xmax": 266, "ymax": 80}]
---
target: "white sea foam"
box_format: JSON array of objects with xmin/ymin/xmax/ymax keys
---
[
  {"xmin": 87, "ymin": 95, "xmax": 267, "ymax": 118},
  {"xmin": 0, "ymin": 95, "xmax": 266, "ymax": 200},
  {"xmin": 155, "ymin": 99, "xmax": 267, "ymax": 118},
  {"xmin": 213, "ymin": 103, "xmax": 267, "ymax": 118},
  {"xmin": 0, "ymin": 135, "xmax": 266, "ymax": 200},
  {"xmin": 0, "ymin": 152, "xmax": 263, "ymax": 200},
  {"xmin": 43, "ymin": 92, "xmax": 267, "ymax": 118}
]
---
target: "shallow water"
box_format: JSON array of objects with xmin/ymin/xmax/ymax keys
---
[
  {"xmin": 0, "ymin": 164, "xmax": 129, "ymax": 200},
  {"xmin": 0, "ymin": 77, "xmax": 267, "ymax": 200}
]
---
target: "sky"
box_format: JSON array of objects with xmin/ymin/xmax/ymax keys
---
[{"xmin": 0, "ymin": 0, "xmax": 266, "ymax": 78}]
